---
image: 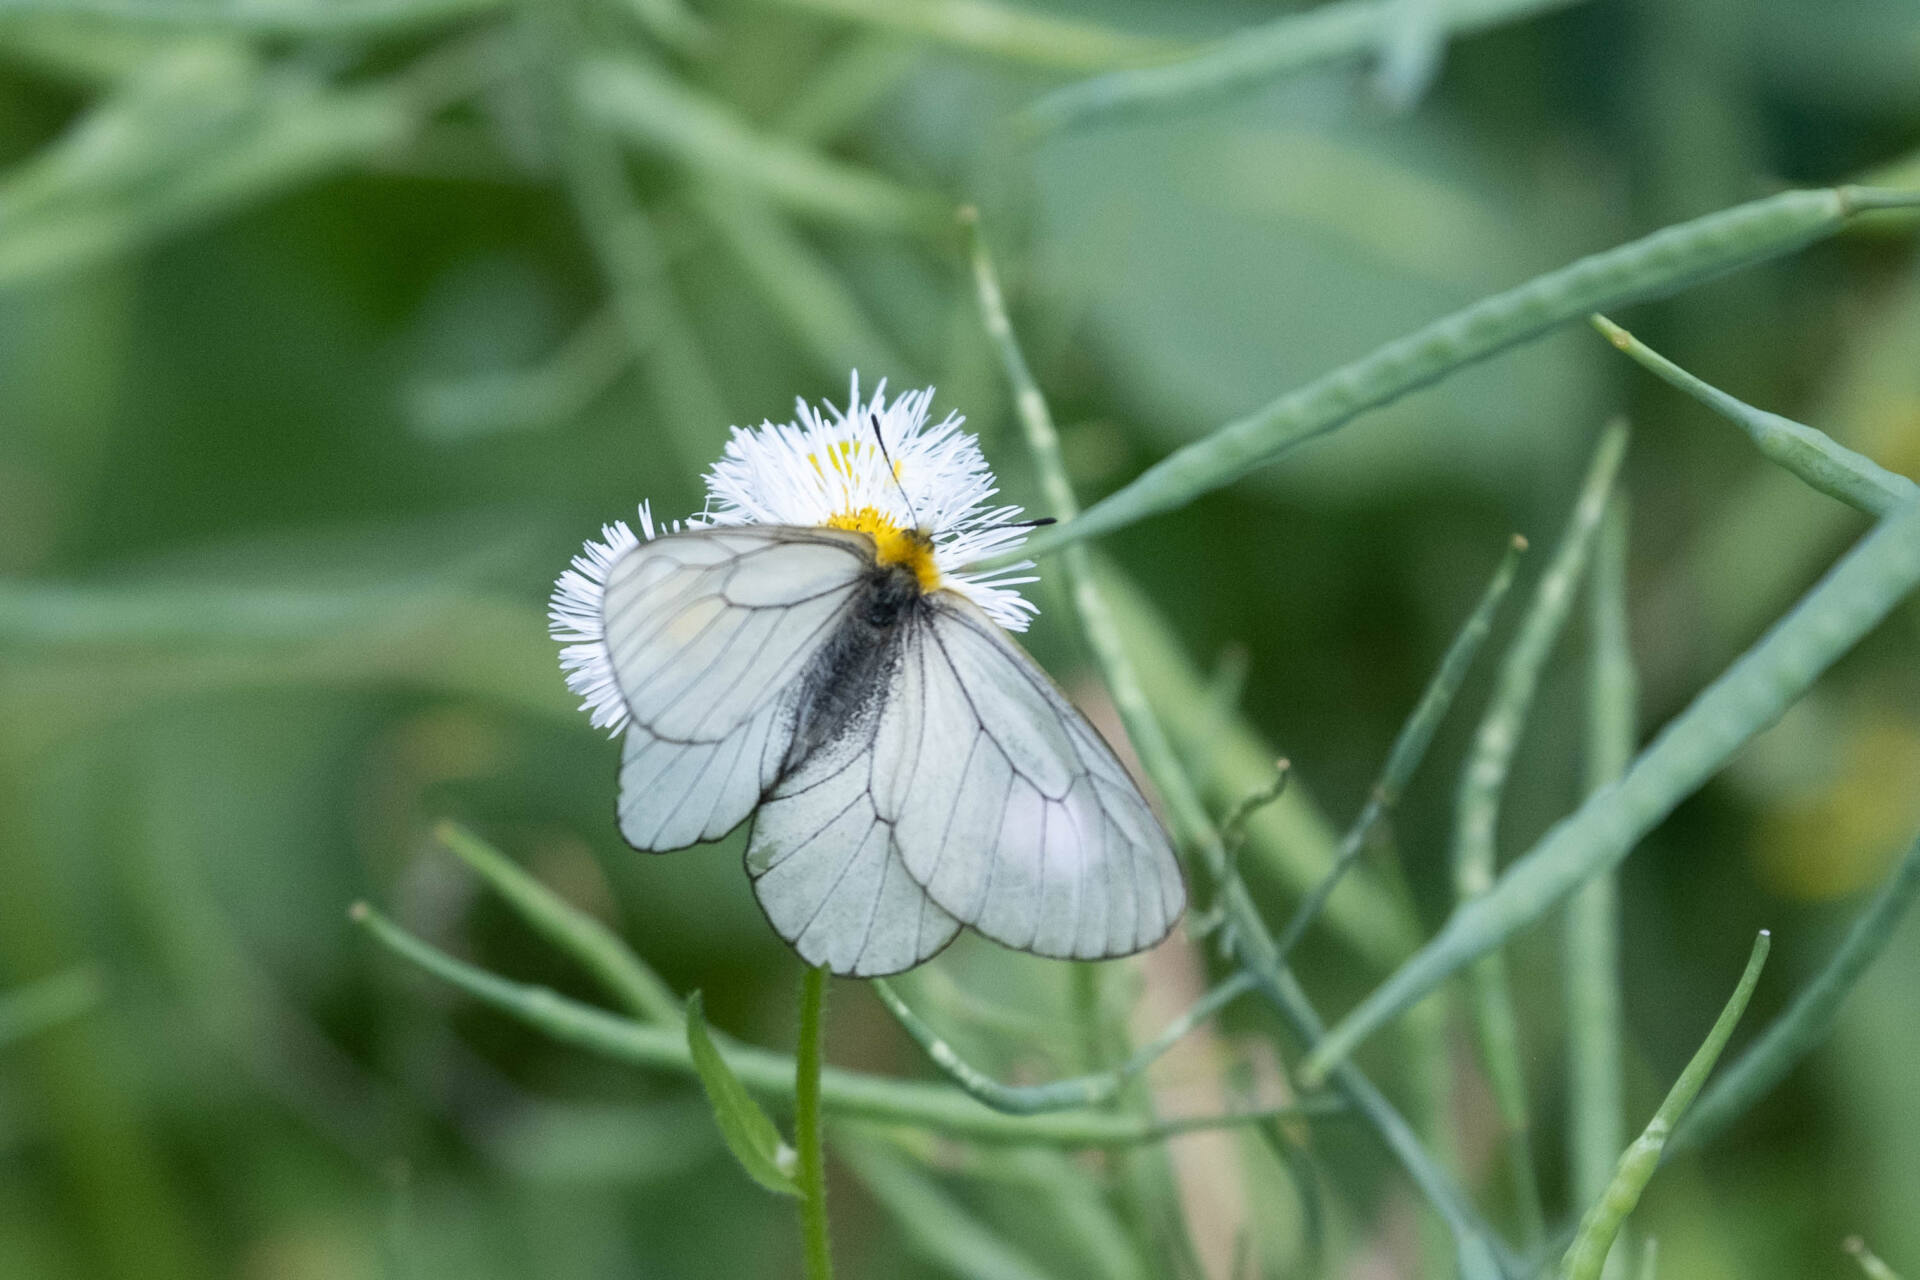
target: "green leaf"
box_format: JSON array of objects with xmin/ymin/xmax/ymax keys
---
[{"xmin": 685, "ymin": 992, "xmax": 801, "ymax": 1197}]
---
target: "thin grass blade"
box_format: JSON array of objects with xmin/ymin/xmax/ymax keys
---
[
  {"xmin": 1670, "ymin": 830, "xmax": 1920, "ymax": 1156},
  {"xmin": 1453, "ymin": 423, "xmax": 1627, "ymax": 1243},
  {"xmin": 1565, "ymin": 494, "xmax": 1633, "ymax": 1213},
  {"xmin": 1557, "ymin": 931, "xmax": 1771, "ymax": 1280}
]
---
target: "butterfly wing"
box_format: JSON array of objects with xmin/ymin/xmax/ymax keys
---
[
  {"xmin": 616, "ymin": 698, "xmax": 798, "ymax": 851},
  {"xmin": 601, "ymin": 526, "xmax": 869, "ymax": 852},
  {"xmin": 876, "ymin": 593, "xmax": 1186, "ymax": 959},
  {"xmin": 746, "ymin": 720, "xmax": 962, "ymax": 977}
]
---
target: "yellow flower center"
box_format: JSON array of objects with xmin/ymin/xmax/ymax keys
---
[{"xmin": 826, "ymin": 506, "xmax": 941, "ymax": 592}]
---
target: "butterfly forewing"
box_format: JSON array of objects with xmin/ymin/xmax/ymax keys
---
[
  {"xmin": 602, "ymin": 527, "xmax": 870, "ymax": 744},
  {"xmin": 879, "ymin": 593, "xmax": 1186, "ymax": 959}
]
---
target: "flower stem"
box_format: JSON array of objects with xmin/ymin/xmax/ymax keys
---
[{"xmin": 796, "ymin": 966, "xmax": 834, "ymax": 1280}]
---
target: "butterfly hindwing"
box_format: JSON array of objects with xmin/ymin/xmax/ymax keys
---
[
  {"xmin": 616, "ymin": 695, "xmax": 796, "ymax": 852},
  {"xmin": 878, "ymin": 593, "xmax": 1186, "ymax": 959},
  {"xmin": 746, "ymin": 718, "xmax": 961, "ymax": 977}
]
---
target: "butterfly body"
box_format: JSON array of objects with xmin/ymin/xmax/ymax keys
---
[{"xmin": 790, "ymin": 550, "xmax": 921, "ymax": 767}]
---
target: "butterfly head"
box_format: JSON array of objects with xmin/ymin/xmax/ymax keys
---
[{"xmin": 826, "ymin": 505, "xmax": 941, "ymax": 593}]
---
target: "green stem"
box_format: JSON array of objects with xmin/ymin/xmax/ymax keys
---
[
  {"xmin": 873, "ymin": 972, "xmax": 1257, "ymax": 1114},
  {"xmin": 1454, "ymin": 423, "xmax": 1627, "ymax": 1245},
  {"xmin": 1557, "ymin": 932, "xmax": 1771, "ymax": 1280},
  {"xmin": 1272, "ymin": 533, "xmax": 1526, "ymax": 961},
  {"xmin": 435, "ymin": 821, "xmax": 680, "ymax": 1024},
  {"xmin": 1670, "ymin": 829, "xmax": 1920, "ymax": 1157},
  {"xmin": 1565, "ymin": 495, "xmax": 1633, "ymax": 1213},
  {"xmin": 1006, "ymin": 185, "xmax": 1920, "ymax": 566},
  {"xmin": 1021, "ymin": 0, "xmax": 1587, "ymax": 133},
  {"xmin": 1591, "ymin": 315, "xmax": 1917, "ymax": 516},
  {"xmin": 351, "ymin": 903, "xmax": 1339, "ymax": 1146},
  {"xmin": 797, "ymin": 966, "xmax": 834, "ymax": 1280}
]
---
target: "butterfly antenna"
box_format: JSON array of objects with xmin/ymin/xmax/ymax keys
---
[
  {"xmin": 868, "ymin": 410, "xmax": 922, "ymax": 530},
  {"xmin": 978, "ymin": 516, "xmax": 1058, "ymax": 533}
]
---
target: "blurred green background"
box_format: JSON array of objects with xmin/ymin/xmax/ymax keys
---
[{"xmin": 2, "ymin": 0, "xmax": 1918, "ymax": 1276}]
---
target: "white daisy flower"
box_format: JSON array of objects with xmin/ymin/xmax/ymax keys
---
[{"xmin": 548, "ymin": 375, "xmax": 1040, "ymax": 736}]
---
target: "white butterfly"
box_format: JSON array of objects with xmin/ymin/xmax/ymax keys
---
[{"xmin": 599, "ymin": 522, "xmax": 1186, "ymax": 976}]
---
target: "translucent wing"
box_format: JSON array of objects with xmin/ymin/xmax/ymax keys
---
[
  {"xmin": 616, "ymin": 697, "xmax": 795, "ymax": 852},
  {"xmin": 602, "ymin": 526, "xmax": 868, "ymax": 852},
  {"xmin": 876, "ymin": 594, "xmax": 1185, "ymax": 959},
  {"xmin": 747, "ymin": 720, "xmax": 961, "ymax": 978},
  {"xmin": 602, "ymin": 526, "xmax": 870, "ymax": 744}
]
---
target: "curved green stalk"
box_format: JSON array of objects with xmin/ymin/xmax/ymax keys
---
[
  {"xmin": 796, "ymin": 967, "xmax": 833, "ymax": 1280},
  {"xmin": 1592, "ymin": 315, "xmax": 1917, "ymax": 516},
  {"xmin": 1557, "ymin": 932, "xmax": 1771, "ymax": 1280},
  {"xmin": 1303, "ymin": 494, "xmax": 1920, "ymax": 1086},
  {"xmin": 350, "ymin": 903, "xmax": 1339, "ymax": 1146},
  {"xmin": 0, "ymin": 968, "xmax": 104, "ymax": 1050},
  {"xmin": 1272, "ymin": 533, "xmax": 1526, "ymax": 961},
  {"xmin": 1670, "ymin": 830, "xmax": 1920, "ymax": 1156},
  {"xmin": 754, "ymin": 0, "xmax": 1190, "ymax": 71},
  {"xmin": 1007, "ymin": 186, "xmax": 1920, "ymax": 566},
  {"xmin": 1021, "ymin": 0, "xmax": 1587, "ymax": 134},
  {"xmin": 1453, "ymin": 423, "xmax": 1627, "ymax": 1244},
  {"xmin": 434, "ymin": 821, "xmax": 681, "ymax": 1024},
  {"xmin": 872, "ymin": 971, "xmax": 1256, "ymax": 1114},
  {"xmin": 1565, "ymin": 495, "xmax": 1633, "ymax": 1211},
  {"xmin": 1845, "ymin": 1238, "xmax": 1906, "ymax": 1280},
  {"xmin": 0, "ymin": 0, "xmax": 505, "ymax": 36},
  {"xmin": 578, "ymin": 57, "xmax": 943, "ymax": 239}
]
